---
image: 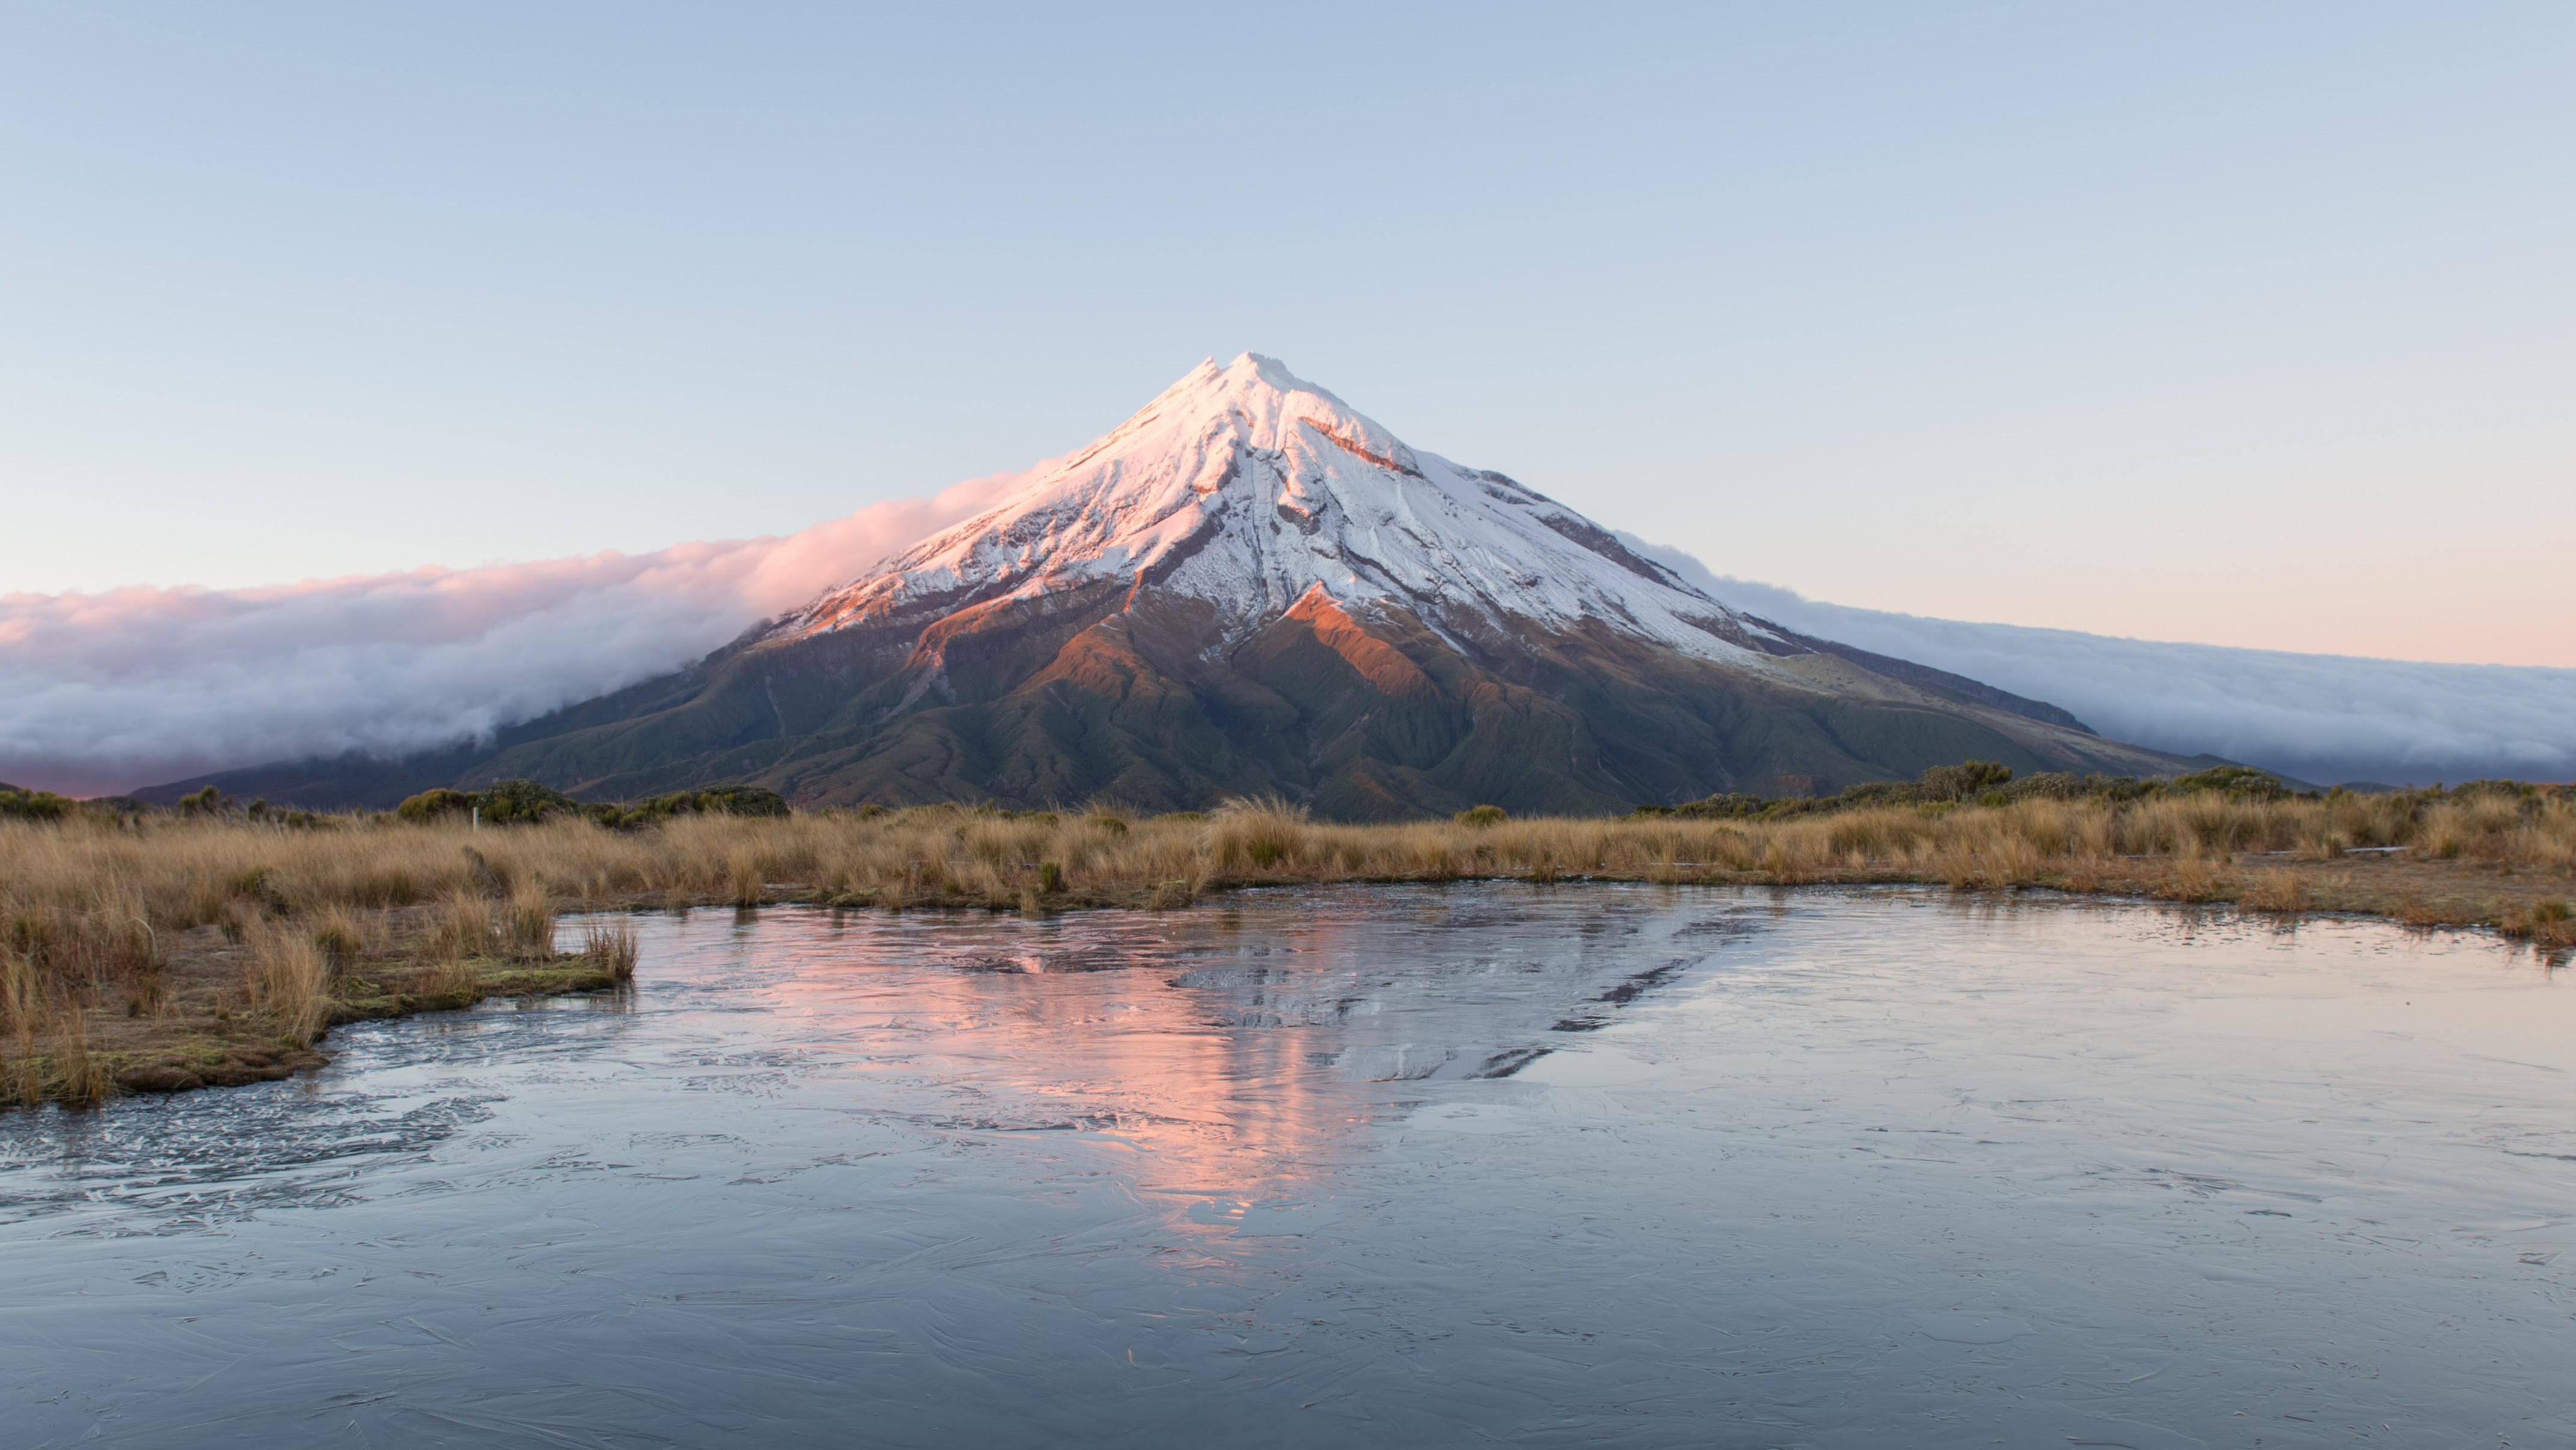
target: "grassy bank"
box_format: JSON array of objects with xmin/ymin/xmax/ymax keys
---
[
  {"xmin": 0, "ymin": 848, "xmax": 639, "ymax": 1104},
  {"xmin": 4, "ymin": 788, "xmax": 2571, "ymax": 1105}
]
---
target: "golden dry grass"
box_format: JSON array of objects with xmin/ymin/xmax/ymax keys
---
[
  {"xmin": 582, "ymin": 919, "xmax": 640, "ymax": 983},
  {"xmin": 2, "ymin": 789, "xmax": 2570, "ymax": 1104},
  {"xmin": 243, "ymin": 922, "xmax": 331, "ymax": 1048},
  {"xmin": 7, "ymin": 792, "xmax": 2572, "ymax": 937},
  {"xmin": 503, "ymin": 877, "xmax": 557, "ymax": 960}
]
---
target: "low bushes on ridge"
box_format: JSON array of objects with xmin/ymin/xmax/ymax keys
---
[
  {"xmin": 393, "ymin": 780, "xmax": 792, "ymax": 830},
  {"xmin": 1643, "ymin": 760, "xmax": 2323, "ymax": 822}
]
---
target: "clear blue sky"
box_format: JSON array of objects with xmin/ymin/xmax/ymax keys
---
[{"xmin": 5, "ymin": 4, "xmax": 2571, "ymax": 664}]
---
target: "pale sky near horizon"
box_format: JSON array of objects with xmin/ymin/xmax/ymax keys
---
[{"xmin": 5, "ymin": 4, "xmax": 2571, "ymax": 667}]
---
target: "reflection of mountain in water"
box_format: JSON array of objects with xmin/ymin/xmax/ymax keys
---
[
  {"xmin": 0, "ymin": 886, "xmax": 1776, "ymax": 1232},
  {"xmin": 746, "ymin": 885, "xmax": 1777, "ymax": 1197},
  {"xmin": 893, "ymin": 885, "xmax": 1772, "ymax": 1083}
]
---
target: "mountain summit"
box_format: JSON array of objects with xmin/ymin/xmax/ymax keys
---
[
  {"xmin": 771, "ymin": 353, "xmax": 1787, "ymax": 668},
  {"xmin": 147, "ymin": 355, "xmax": 2193, "ymax": 815}
]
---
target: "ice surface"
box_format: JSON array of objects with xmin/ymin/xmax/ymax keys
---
[{"xmin": 6, "ymin": 886, "xmax": 2572, "ymax": 1446}]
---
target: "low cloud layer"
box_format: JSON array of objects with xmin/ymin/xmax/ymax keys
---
[
  {"xmin": 1627, "ymin": 536, "xmax": 2576, "ymax": 786},
  {"xmin": 5, "ymin": 483, "xmax": 2565, "ymax": 797},
  {"xmin": 0, "ymin": 470, "xmax": 1032, "ymax": 796}
]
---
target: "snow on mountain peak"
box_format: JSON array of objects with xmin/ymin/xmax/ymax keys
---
[{"xmin": 768, "ymin": 355, "xmax": 1785, "ymax": 664}]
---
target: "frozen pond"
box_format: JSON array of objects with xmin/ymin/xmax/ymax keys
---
[{"xmin": 4, "ymin": 884, "xmax": 2571, "ymax": 1446}]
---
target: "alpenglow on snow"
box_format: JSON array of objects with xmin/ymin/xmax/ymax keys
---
[
  {"xmin": 125, "ymin": 352, "xmax": 2190, "ymax": 816},
  {"xmin": 768, "ymin": 353, "xmax": 1794, "ymax": 664}
]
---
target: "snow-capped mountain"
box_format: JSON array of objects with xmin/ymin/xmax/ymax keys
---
[
  {"xmin": 140, "ymin": 355, "xmax": 2200, "ymax": 815},
  {"xmin": 768, "ymin": 353, "xmax": 1786, "ymax": 665}
]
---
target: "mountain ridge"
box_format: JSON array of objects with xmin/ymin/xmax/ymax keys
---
[{"xmin": 137, "ymin": 355, "xmax": 2201, "ymax": 814}]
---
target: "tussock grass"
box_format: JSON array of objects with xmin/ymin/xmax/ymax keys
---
[
  {"xmin": 0, "ymin": 818, "xmax": 653, "ymax": 1104},
  {"xmin": 503, "ymin": 878, "xmax": 557, "ymax": 960},
  {"xmin": 244, "ymin": 923, "xmax": 331, "ymax": 1047},
  {"xmin": 423, "ymin": 952, "xmax": 482, "ymax": 1001},
  {"xmin": 4, "ymin": 786, "xmax": 2572, "ymax": 1103},
  {"xmin": 7, "ymin": 792, "xmax": 2570, "ymax": 943},
  {"xmin": 2501, "ymin": 898, "xmax": 2576, "ymax": 952},
  {"xmin": 2242, "ymin": 869, "xmax": 2310, "ymax": 915},
  {"xmin": 431, "ymin": 890, "xmax": 495, "ymax": 962},
  {"xmin": 48, "ymin": 1009, "xmax": 108, "ymax": 1108},
  {"xmin": 582, "ymin": 919, "xmax": 640, "ymax": 983}
]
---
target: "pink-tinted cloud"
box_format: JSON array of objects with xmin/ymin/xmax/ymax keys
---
[
  {"xmin": 13, "ymin": 463, "xmax": 2567, "ymax": 800},
  {"xmin": 0, "ymin": 469, "xmax": 1035, "ymax": 795}
]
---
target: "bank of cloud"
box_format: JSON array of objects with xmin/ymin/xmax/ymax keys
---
[
  {"xmin": 2, "ymin": 478, "xmax": 2564, "ymax": 795},
  {"xmin": 1627, "ymin": 537, "xmax": 2576, "ymax": 788}
]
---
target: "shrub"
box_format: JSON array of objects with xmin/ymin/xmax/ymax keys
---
[
  {"xmin": 1673, "ymin": 794, "xmax": 1765, "ymax": 820},
  {"xmin": 1455, "ymin": 804, "xmax": 1507, "ymax": 827},
  {"xmin": 1829, "ymin": 781, "xmax": 1918, "ymax": 809},
  {"xmin": 1918, "ymin": 760, "xmax": 2014, "ymax": 803},
  {"xmin": 2003, "ymin": 772, "xmax": 2083, "ymax": 803},
  {"xmin": 2083, "ymin": 773, "xmax": 2158, "ymax": 803},
  {"xmin": 396, "ymin": 788, "xmax": 476, "ymax": 823},
  {"xmin": 0, "ymin": 785, "xmax": 73, "ymax": 822},
  {"xmin": 696, "ymin": 785, "xmax": 790, "ymax": 818},
  {"xmin": 178, "ymin": 786, "xmax": 225, "ymax": 816},
  {"xmin": 2171, "ymin": 765, "xmax": 2288, "ymax": 802},
  {"xmin": 475, "ymin": 779, "xmax": 578, "ymax": 824},
  {"xmin": 592, "ymin": 784, "xmax": 794, "ymax": 829}
]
